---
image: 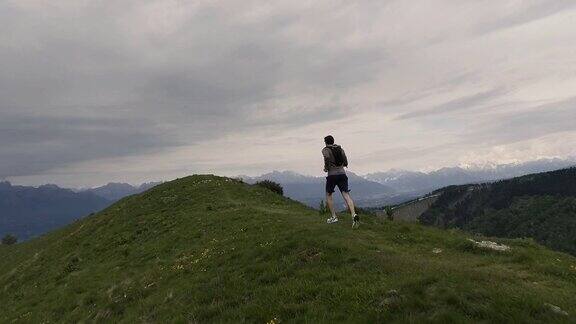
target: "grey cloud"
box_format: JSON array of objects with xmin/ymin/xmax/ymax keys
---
[
  {"xmin": 377, "ymin": 72, "xmax": 480, "ymax": 111},
  {"xmin": 0, "ymin": 0, "xmax": 387, "ymax": 179},
  {"xmin": 0, "ymin": 115, "xmax": 175, "ymax": 178},
  {"xmin": 248, "ymin": 105, "xmax": 350, "ymax": 129},
  {"xmin": 1, "ymin": 1, "xmax": 575, "ymax": 184},
  {"xmin": 463, "ymin": 96, "xmax": 576, "ymax": 145},
  {"xmin": 475, "ymin": 0, "xmax": 576, "ymax": 35},
  {"xmin": 396, "ymin": 88, "xmax": 506, "ymax": 120},
  {"xmin": 356, "ymin": 143, "xmax": 459, "ymax": 164}
]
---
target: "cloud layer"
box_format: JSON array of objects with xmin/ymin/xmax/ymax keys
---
[{"xmin": 2, "ymin": 0, "xmax": 576, "ymax": 186}]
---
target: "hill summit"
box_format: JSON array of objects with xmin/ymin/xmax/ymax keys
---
[{"xmin": 1, "ymin": 175, "xmax": 575, "ymax": 322}]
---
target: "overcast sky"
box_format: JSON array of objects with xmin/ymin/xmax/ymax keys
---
[{"xmin": 2, "ymin": 0, "xmax": 576, "ymax": 187}]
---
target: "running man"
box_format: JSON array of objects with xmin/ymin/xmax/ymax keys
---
[{"xmin": 322, "ymin": 135, "xmax": 359, "ymax": 227}]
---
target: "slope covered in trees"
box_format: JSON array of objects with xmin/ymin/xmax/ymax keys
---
[{"xmin": 420, "ymin": 168, "xmax": 576, "ymax": 255}]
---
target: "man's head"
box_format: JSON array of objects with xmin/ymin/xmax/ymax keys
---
[{"xmin": 324, "ymin": 135, "xmax": 335, "ymax": 145}]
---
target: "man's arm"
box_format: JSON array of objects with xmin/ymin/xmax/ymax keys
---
[{"xmin": 322, "ymin": 148, "xmax": 330, "ymax": 172}]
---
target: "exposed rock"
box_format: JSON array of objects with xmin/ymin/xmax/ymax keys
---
[
  {"xmin": 380, "ymin": 289, "xmax": 402, "ymax": 308},
  {"xmin": 544, "ymin": 303, "xmax": 568, "ymax": 316},
  {"xmin": 468, "ymin": 239, "xmax": 510, "ymax": 252},
  {"xmin": 432, "ymin": 248, "xmax": 443, "ymax": 254}
]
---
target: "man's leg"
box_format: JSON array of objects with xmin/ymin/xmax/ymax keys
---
[
  {"xmin": 326, "ymin": 192, "xmax": 337, "ymax": 218},
  {"xmin": 325, "ymin": 176, "xmax": 338, "ymax": 223},
  {"xmin": 341, "ymin": 191, "xmax": 356, "ymax": 218}
]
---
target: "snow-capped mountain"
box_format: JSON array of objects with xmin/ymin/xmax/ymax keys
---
[
  {"xmin": 366, "ymin": 158, "xmax": 576, "ymax": 194},
  {"xmin": 243, "ymin": 158, "xmax": 576, "ymax": 207},
  {"xmin": 80, "ymin": 181, "xmax": 163, "ymax": 201}
]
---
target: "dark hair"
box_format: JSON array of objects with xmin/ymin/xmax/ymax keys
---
[{"xmin": 324, "ymin": 135, "xmax": 334, "ymax": 145}]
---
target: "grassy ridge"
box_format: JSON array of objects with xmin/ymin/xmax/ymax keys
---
[{"xmin": 1, "ymin": 175, "xmax": 576, "ymax": 323}]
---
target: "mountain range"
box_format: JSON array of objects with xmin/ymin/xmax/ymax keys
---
[
  {"xmin": 241, "ymin": 171, "xmax": 405, "ymax": 208},
  {"xmin": 0, "ymin": 181, "xmax": 111, "ymax": 241},
  {"xmin": 2, "ymin": 158, "xmax": 574, "ymax": 241},
  {"xmin": 242, "ymin": 158, "xmax": 576, "ymax": 208},
  {"xmin": 0, "ymin": 181, "xmax": 162, "ymax": 241},
  {"xmin": 367, "ymin": 157, "xmax": 576, "ymax": 194},
  {"xmin": 78, "ymin": 181, "xmax": 162, "ymax": 201}
]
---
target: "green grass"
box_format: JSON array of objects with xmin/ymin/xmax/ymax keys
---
[{"xmin": 1, "ymin": 175, "xmax": 576, "ymax": 323}]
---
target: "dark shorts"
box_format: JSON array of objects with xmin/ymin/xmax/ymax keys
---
[{"xmin": 326, "ymin": 174, "xmax": 350, "ymax": 194}]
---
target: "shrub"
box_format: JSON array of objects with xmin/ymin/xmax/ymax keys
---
[
  {"xmin": 1, "ymin": 234, "xmax": 17, "ymax": 245},
  {"xmin": 384, "ymin": 206, "xmax": 394, "ymax": 221},
  {"xmin": 232, "ymin": 177, "xmax": 245, "ymax": 184},
  {"xmin": 255, "ymin": 180, "xmax": 283, "ymax": 196},
  {"xmin": 319, "ymin": 200, "xmax": 328, "ymax": 215}
]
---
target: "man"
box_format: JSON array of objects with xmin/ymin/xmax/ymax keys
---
[{"xmin": 322, "ymin": 135, "xmax": 359, "ymax": 228}]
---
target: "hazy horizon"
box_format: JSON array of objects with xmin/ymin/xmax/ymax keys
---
[
  {"xmin": 5, "ymin": 156, "xmax": 575, "ymax": 189},
  {"xmin": 3, "ymin": 1, "xmax": 576, "ymax": 187}
]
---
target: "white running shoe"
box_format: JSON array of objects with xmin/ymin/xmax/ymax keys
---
[
  {"xmin": 326, "ymin": 216, "xmax": 339, "ymax": 224},
  {"xmin": 352, "ymin": 214, "xmax": 360, "ymax": 228}
]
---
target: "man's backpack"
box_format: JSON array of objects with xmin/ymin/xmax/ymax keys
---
[{"xmin": 329, "ymin": 146, "xmax": 345, "ymax": 167}]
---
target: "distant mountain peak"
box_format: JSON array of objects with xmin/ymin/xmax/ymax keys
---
[
  {"xmin": 38, "ymin": 184, "xmax": 63, "ymax": 190},
  {"xmin": 98, "ymin": 182, "xmax": 137, "ymax": 189},
  {"xmin": 0, "ymin": 181, "xmax": 12, "ymax": 190},
  {"xmin": 364, "ymin": 157, "xmax": 576, "ymax": 194},
  {"xmin": 264, "ymin": 170, "xmax": 305, "ymax": 177},
  {"xmin": 81, "ymin": 181, "xmax": 162, "ymax": 201}
]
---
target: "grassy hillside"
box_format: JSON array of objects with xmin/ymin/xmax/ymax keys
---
[
  {"xmin": 420, "ymin": 168, "xmax": 576, "ymax": 255},
  {"xmin": 1, "ymin": 175, "xmax": 576, "ymax": 323}
]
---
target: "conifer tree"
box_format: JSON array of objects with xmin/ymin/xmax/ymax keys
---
[{"xmin": 1, "ymin": 234, "xmax": 17, "ymax": 245}]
